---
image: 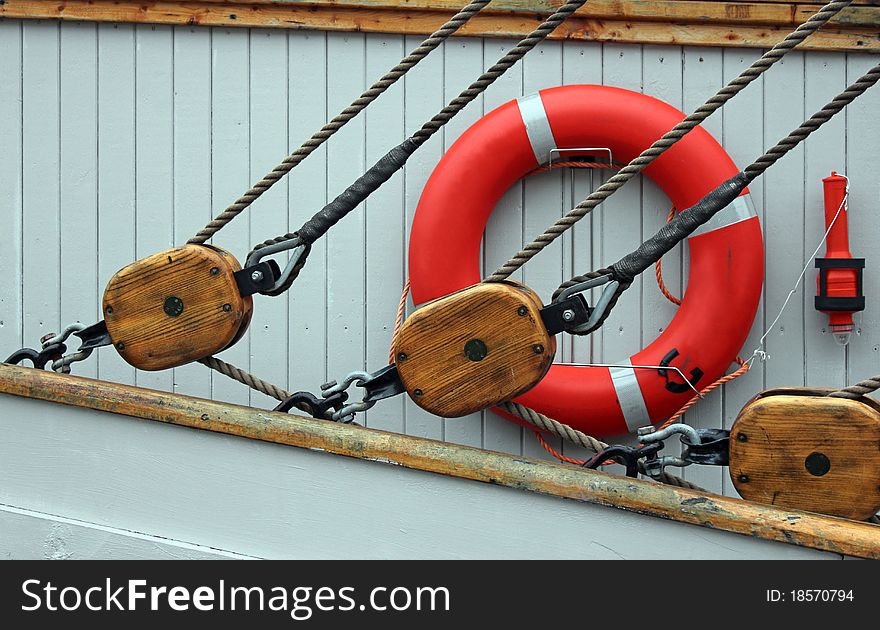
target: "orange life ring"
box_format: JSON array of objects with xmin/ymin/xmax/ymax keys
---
[{"xmin": 408, "ymin": 85, "xmax": 764, "ymax": 437}]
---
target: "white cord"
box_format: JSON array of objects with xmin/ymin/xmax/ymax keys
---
[{"xmin": 745, "ymin": 175, "xmax": 850, "ymax": 367}]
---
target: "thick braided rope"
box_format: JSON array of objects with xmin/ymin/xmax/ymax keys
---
[
  {"xmin": 554, "ymin": 57, "xmax": 880, "ymax": 332},
  {"xmin": 551, "ymin": 267, "xmax": 629, "ymax": 305},
  {"xmin": 608, "ymin": 61, "xmax": 880, "ymax": 295},
  {"xmin": 828, "ymin": 375, "xmax": 880, "ymax": 400},
  {"xmin": 498, "ymin": 401, "xmax": 705, "ymax": 490},
  {"xmin": 745, "ymin": 63, "xmax": 880, "ymax": 183},
  {"xmin": 248, "ymin": 0, "xmax": 592, "ymax": 259},
  {"xmin": 187, "ymin": 0, "xmax": 492, "ymax": 245},
  {"xmin": 408, "ymin": 0, "xmax": 588, "ymax": 147},
  {"xmin": 486, "ymin": 0, "xmax": 853, "ymax": 283},
  {"xmin": 199, "ymin": 356, "xmax": 291, "ymax": 402}
]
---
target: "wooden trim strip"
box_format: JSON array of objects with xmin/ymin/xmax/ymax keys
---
[
  {"xmin": 1, "ymin": 1, "xmax": 878, "ymax": 52},
  {"xmin": 1, "ymin": 364, "xmax": 878, "ymax": 558}
]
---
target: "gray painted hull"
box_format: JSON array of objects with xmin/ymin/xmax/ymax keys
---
[{"xmin": 0, "ymin": 394, "xmax": 838, "ymax": 559}]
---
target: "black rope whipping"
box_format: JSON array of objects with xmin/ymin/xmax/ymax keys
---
[
  {"xmin": 558, "ymin": 61, "xmax": 880, "ymax": 336},
  {"xmin": 187, "ymin": 0, "xmax": 493, "ymax": 246},
  {"xmin": 277, "ymin": 139, "xmax": 419, "ymax": 248},
  {"xmin": 611, "ymin": 173, "xmax": 750, "ymax": 285},
  {"xmin": 248, "ymin": 0, "xmax": 593, "ymax": 296}
]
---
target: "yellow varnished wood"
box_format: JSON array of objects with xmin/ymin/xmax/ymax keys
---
[
  {"xmin": 730, "ymin": 388, "xmax": 880, "ymax": 521},
  {"xmin": 393, "ymin": 282, "xmax": 555, "ymax": 418},
  {"xmin": 3, "ymin": 1, "xmax": 878, "ymax": 53},
  {"xmin": 102, "ymin": 245, "xmax": 251, "ymax": 371}
]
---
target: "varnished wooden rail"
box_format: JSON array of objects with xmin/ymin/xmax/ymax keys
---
[
  {"xmin": 1, "ymin": 363, "xmax": 878, "ymax": 558},
  {"xmin": 1, "ymin": 0, "xmax": 878, "ymax": 52}
]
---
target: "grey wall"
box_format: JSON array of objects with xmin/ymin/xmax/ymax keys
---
[
  {"xmin": 1, "ymin": 19, "xmax": 879, "ymax": 504},
  {"xmin": 0, "ymin": 392, "xmax": 839, "ymax": 559}
]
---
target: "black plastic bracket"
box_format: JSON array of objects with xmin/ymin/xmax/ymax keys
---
[
  {"xmin": 814, "ymin": 257, "xmax": 865, "ymax": 312},
  {"xmin": 658, "ymin": 348, "xmax": 704, "ymax": 395}
]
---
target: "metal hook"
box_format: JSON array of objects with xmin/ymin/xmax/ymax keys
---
[
  {"xmin": 245, "ymin": 239, "xmax": 309, "ymax": 295},
  {"xmin": 4, "ymin": 344, "xmax": 65, "ymax": 370},
  {"xmin": 320, "ymin": 365, "xmax": 405, "ymax": 422},
  {"xmin": 555, "ymin": 274, "xmax": 621, "ymax": 334}
]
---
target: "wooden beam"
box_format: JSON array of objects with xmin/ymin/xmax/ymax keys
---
[
  {"xmin": 1, "ymin": 363, "xmax": 878, "ymax": 558},
  {"xmin": 1, "ymin": 1, "xmax": 878, "ymax": 52}
]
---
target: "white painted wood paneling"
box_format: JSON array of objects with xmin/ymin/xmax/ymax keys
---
[
  {"xmin": 211, "ymin": 27, "xmax": 253, "ymax": 406},
  {"xmin": 0, "ymin": 21, "xmax": 23, "ymax": 361},
  {"xmin": 60, "ymin": 22, "xmax": 99, "ymax": 382},
  {"xmin": 21, "ymin": 21, "xmax": 61, "ymax": 363},
  {"xmin": 288, "ymin": 30, "xmax": 329, "ymax": 412},
  {"xmin": 0, "ymin": 394, "xmax": 840, "ymax": 559},
  {"xmin": 846, "ymin": 53, "xmax": 880, "ymax": 392},
  {"xmin": 364, "ymin": 33, "xmax": 407, "ymax": 434},
  {"xmin": 2, "ymin": 20, "xmax": 880, "ymax": 552},
  {"xmin": 172, "ymin": 25, "xmax": 213, "ymax": 400},
  {"xmin": 96, "ymin": 23, "xmax": 137, "ymax": 387},
  {"xmin": 0, "ymin": 504, "xmax": 255, "ymax": 559},
  {"xmin": 441, "ymin": 36, "xmax": 484, "ymax": 448}
]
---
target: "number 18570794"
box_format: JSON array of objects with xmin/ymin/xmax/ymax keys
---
[{"xmin": 766, "ymin": 590, "xmax": 854, "ymax": 603}]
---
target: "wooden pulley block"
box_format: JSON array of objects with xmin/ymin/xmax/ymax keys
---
[
  {"xmin": 393, "ymin": 281, "xmax": 556, "ymax": 417},
  {"xmin": 102, "ymin": 245, "xmax": 253, "ymax": 371},
  {"xmin": 730, "ymin": 387, "xmax": 880, "ymax": 520}
]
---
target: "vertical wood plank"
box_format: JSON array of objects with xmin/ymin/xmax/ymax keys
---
[
  {"xmin": 210, "ymin": 27, "xmax": 252, "ymax": 405},
  {"xmin": 172, "ymin": 25, "xmax": 213, "ymax": 400},
  {"xmin": 843, "ymin": 52, "xmax": 880, "ymax": 393},
  {"xmin": 96, "ymin": 23, "xmax": 137, "ymax": 386},
  {"xmin": 641, "ymin": 45, "xmax": 683, "ymax": 362},
  {"xmin": 593, "ymin": 44, "xmax": 645, "ymax": 474},
  {"xmin": 521, "ymin": 40, "xmax": 564, "ymax": 462},
  {"xmin": 642, "ymin": 44, "xmax": 686, "ymax": 472},
  {"xmin": 562, "ymin": 41, "xmax": 602, "ymax": 369},
  {"xmin": 59, "ymin": 22, "xmax": 99, "ymax": 380},
  {"xmin": 249, "ymin": 28, "xmax": 290, "ymax": 409},
  {"xmin": 21, "ymin": 21, "xmax": 61, "ymax": 357},
  {"xmin": 560, "ymin": 40, "xmax": 603, "ymax": 463},
  {"xmin": 718, "ymin": 47, "xmax": 766, "ymax": 496},
  {"xmin": 0, "ymin": 22, "xmax": 24, "ymax": 359},
  {"xmin": 439, "ymin": 36, "xmax": 485, "ymax": 447},
  {"xmin": 287, "ymin": 30, "xmax": 328, "ymax": 398},
  {"xmin": 480, "ymin": 39, "xmax": 524, "ymax": 454},
  {"xmin": 364, "ymin": 33, "xmax": 406, "ymax": 433},
  {"xmin": 403, "ymin": 33, "xmax": 445, "ymax": 441},
  {"xmin": 678, "ymin": 46, "xmax": 724, "ymax": 493},
  {"xmin": 597, "ymin": 43, "xmax": 643, "ymax": 368},
  {"xmin": 134, "ymin": 24, "xmax": 175, "ymax": 392},
  {"xmin": 762, "ymin": 53, "xmax": 806, "ymax": 392},
  {"xmin": 325, "ymin": 32, "xmax": 367, "ymax": 417},
  {"xmin": 804, "ymin": 53, "xmax": 847, "ymax": 388}
]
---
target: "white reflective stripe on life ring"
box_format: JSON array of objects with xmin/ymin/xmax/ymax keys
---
[
  {"xmin": 516, "ymin": 93, "xmax": 556, "ymax": 165},
  {"xmin": 689, "ymin": 193, "xmax": 757, "ymax": 239},
  {"xmin": 609, "ymin": 359, "xmax": 651, "ymax": 433}
]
